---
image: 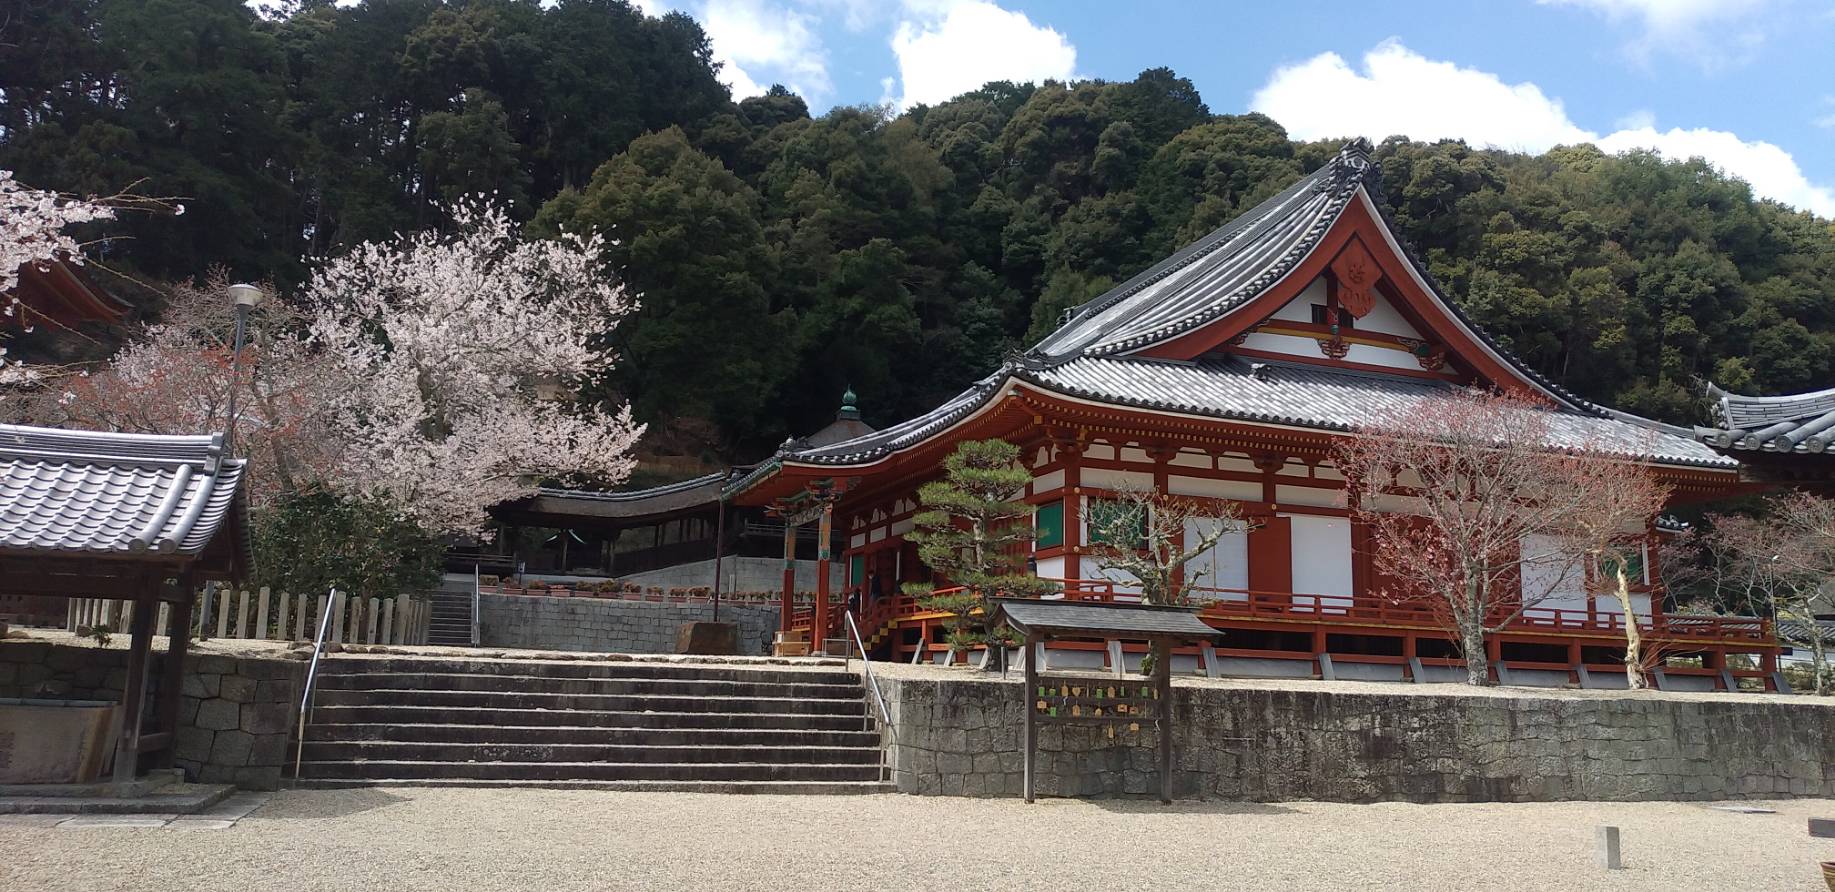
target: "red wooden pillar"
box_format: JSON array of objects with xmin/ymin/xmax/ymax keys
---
[
  {"xmin": 1485, "ymin": 636, "xmax": 1503, "ymax": 684},
  {"xmin": 815, "ymin": 501, "xmax": 833, "ymax": 648},
  {"xmin": 1060, "ymin": 434, "xmax": 1084, "ymax": 582},
  {"xmin": 780, "ymin": 520, "xmax": 797, "ymax": 634}
]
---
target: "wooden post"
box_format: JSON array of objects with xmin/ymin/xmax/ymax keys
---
[
  {"xmin": 367, "ymin": 597, "xmax": 380, "ymax": 643},
  {"xmin": 780, "ymin": 520, "xmax": 797, "ymax": 635},
  {"xmin": 381, "ymin": 598, "xmax": 396, "ymax": 645},
  {"xmin": 1023, "ymin": 630, "xmax": 1038, "ymax": 804},
  {"xmin": 215, "ymin": 585, "xmax": 231, "ymax": 638},
  {"xmin": 255, "ymin": 587, "xmax": 271, "ymax": 641},
  {"xmin": 277, "ymin": 591, "xmax": 291, "ymax": 643},
  {"xmin": 154, "ymin": 592, "xmax": 194, "ymax": 769},
  {"xmin": 234, "ymin": 588, "xmax": 250, "ymax": 639},
  {"xmin": 113, "ymin": 585, "xmax": 158, "ymax": 783},
  {"xmin": 1155, "ymin": 637, "xmax": 1173, "ymax": 804},
  {"xmin": 815, "ymin": 501, "xmax": 834, "ymax": 652}
]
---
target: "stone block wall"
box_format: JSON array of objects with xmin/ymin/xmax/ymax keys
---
[
  {"xmin": 608, "ymin": 557, "xmax": 843, "ymax": 595},
  {"xmin": 0, "ymin": 640, "xmax": 304, "ymax": 790},
  {"xmin": 878, "ymin": 667, "xmax": 1835, "ymax": 802},
  {"xmin": 478, "ymin": 592, "xmax": 781, "ymax": 655}
]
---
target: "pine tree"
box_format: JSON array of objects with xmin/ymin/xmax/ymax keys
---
[{"xmin": 901, "ymin": 439, "xmax": 1055, "ymax": 658}]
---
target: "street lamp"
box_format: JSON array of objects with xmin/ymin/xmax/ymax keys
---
[{"xmin": 223, "ymin": 283, "xmax": 263, "ymax": 456}]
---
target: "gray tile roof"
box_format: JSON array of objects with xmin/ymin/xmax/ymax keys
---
[
  {"xmin": 0, "ymin": 423, "xmax": 248, "ymax": 560},
  {"xmin": 1695, "ymin": 382, "xmax": 1835, "ymax": 454},
  {"xmin": 1028, "ymin": 356, "xmax": 1735, "ymax": 468},
  {"xmin": 724, "ymin": 140, "xmax": 1738, "ymax": 491},
  {"xmin": 1777, "ymin": 618, "xmax": 1835, "ymax": 646},
  {"xmin": 990, "ymin": 597, "xmax": 1221, "ymax": 641}
]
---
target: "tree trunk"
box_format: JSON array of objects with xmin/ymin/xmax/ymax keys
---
[
  {"xmin": 1813, "ymin": 635, "xmax": 1830, "ymax": 697},
  {"xmin": 1462, "ymin": 622, "xmax": 1489, "ymax": 686},
  {"xmin": 1615, "ymin": 567, "xmax": 1648, "ymax": 691}
]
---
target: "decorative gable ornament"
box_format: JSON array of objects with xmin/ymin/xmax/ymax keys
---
[{"xmin": 1329, "ymin": 238, "xmax": 1382, "ymax": 319}]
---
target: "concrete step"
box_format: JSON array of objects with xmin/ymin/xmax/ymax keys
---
[
  {"xmin": 297, "ymin": 760, "xmax": 885, "ymax": 783},
  {"xmin": 292, "ymin": 778, "xmax": 894, "ymax": 794},
  {"xmin": 303, "ymin": 723, "xmax": 878, "ymax": 747},
  {"xmin": 318, "ymin": 657, "xmax": 858, "ymax": 687},
  {"xmin": 307, "ymin": 704, "xmax": 874, "ymax": 731},
  {"xmin": 0, "ymin": 783, "xmax": 235, "ymax": 815},
  {"xmin": 315, "ymin": 672, "xmax": 863, "ymax": 700},
  {"xmin": 312, "ymin": 688, "xmax": 870, "ymax": 715},
  {"xmin": 299, "ymin": 740, "xmax": 882, "ymax": 765}
]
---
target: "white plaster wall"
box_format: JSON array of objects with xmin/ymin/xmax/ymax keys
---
[
  {"xmin": 1287, "ymin": 514, "xmax": 1353, "ymax": 612},
  {"xmin": 1169, "ymin": 476, "xmax": 1262, "ymax": 501},
  {"xmin": 1274, "ymin": 484, "xmax": 1339, "ymax": 508},
  {"xmin": 1186, "ymin": 517, "xmax": 1248, "ymax": 600},
  {"xmin": 1081, "ymin": 468, "xmax": 1153, "ymax": 491},
  {"xmin": 1032, "ymin": 468, "xmax": 1066, "ymax": 494},
  {"xmin": 1521, "ymin": 534, "xmax": 1588, "ymax": 614}
]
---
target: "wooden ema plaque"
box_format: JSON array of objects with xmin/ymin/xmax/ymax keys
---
[{"xmin": 1033, "ymin": 679, "xmax": 1159, "ymax": 738}]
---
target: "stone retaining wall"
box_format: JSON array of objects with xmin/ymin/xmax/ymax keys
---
[
  {"xmin": 478, "ymin": 593, "xmax": 780, "ymax": 655},
  {"xmin": 0, "ymin": 639, "xmax": 304, "ymax": 790},
  {"xmin": 878, "ymin": 667, "xmax": 1835, "ymax": 802}
]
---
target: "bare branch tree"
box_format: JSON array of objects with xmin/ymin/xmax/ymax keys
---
[
  {"xmin": 1706, "ymin": 494, "xmax": 1835, "ymax": 695},
  {"xmin": 1087, "ymin": 485, "xmax": 1256, "ymax": 607},
  {"xmin": 1564, "ymin": 458, "xmax": 1670, "ymax": 689},
  {"xmin": 1337, "ymin": 388, "xmax": 1653, "ymax": 686}
]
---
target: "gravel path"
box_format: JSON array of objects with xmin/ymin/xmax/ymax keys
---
[{"xmin": 3, "ymin": 788, "xmax": 1831, "ymax": 891}]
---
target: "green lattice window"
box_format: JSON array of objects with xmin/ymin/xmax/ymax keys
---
[
  {"xmin": 1086, "ymin": 498, "xmax": 1146, "ymax": 548},
  {"xmin": 1035, "ymin": 500, "xmax": 1064, "ymax": 549}
]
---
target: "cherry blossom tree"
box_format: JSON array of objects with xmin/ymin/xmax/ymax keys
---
[
  {"xmin": 1705, "ymin": 494, "xmax": 1835, "ymax": 695},
  {"xmin": 303, "ymin": 198, "xmax": 643, "ymax": 535},
  {"xmin": 0, "ymin": 170, "xmax": 116, "ymax": 304},
  {"xmin": 1337, "ymin": 388, "xmax": 1660, "ymax": 686},
  {"xmin": 15, "ymin": 273, "xmax": 342, "ymax": 505}
]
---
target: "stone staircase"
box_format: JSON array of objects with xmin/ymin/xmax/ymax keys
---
[
  {"xmin": 426, "ymin": 576, "xmax": 475, "ymax": 646},
  {"xmin": 294, "ymin": 655, "xmax": 891, "ymax": 793}
]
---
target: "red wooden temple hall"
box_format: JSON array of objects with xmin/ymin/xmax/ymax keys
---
[{"xmin": 727, "ymin": 139, "xmax": 1793, "ymax": 690}]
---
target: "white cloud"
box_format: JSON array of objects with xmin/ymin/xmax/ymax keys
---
[
  {"xmin": 886, "ymin": 1, "xmax": 1077, "ymax": 110},
  {"xmin": 696, "ymin": 0, "xmax": 832, "ymax": 102},
  {"xmin": 1815, "ymin": 97, "xmax": 1835, "ymax": 131},
  {"xmin": 1537, "ymin": 0, "xmax": 1771, "ymax": 69},
  {"xmin": 1251, "ymin": 41, "xmax": 1591, "ymax": 154},
  {"xmin": 1251, "ymin": 40, "xmax": 1835, "ymax": 217}
]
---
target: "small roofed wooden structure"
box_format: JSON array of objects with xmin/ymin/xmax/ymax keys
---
[
  {"xmin": 988, "ymin": 597, "xmax": 1221, "ymax": 804},
  {"xmin": 5, "ymin": 257, "xmax": 130, "ymax": 330},
  {"xmin": 0, "ymin": 422, "xmax": 251, "ymax": 782}
]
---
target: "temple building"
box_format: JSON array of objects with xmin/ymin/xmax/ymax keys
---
[
  {"xmin": 465, "ymin": 391, "xmax": 875, "ymax": 594},
  {"xmin": 725, "ymin": 140, "xmax": 1792, "ymax": 690}
]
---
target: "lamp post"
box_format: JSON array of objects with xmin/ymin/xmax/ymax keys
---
[{"xmin": 223, "ymin": 283, "xmax": 263, "ymax": 456}]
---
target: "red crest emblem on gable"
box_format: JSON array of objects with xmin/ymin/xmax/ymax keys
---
[{"xmin": 1330, "ymin": 237, "xmax": 1382, "ymax": 319}]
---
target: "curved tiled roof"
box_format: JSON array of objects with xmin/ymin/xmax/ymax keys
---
[
  {"xmin": 1695, "ymin": 382, "xmax": 1835, "ymax": 454},
  {"xmin": 0, "ymin": 423, "xmax": 249, "ymax": 560},
  {"xmin": 728, "ymin": 141, "xmax": 1734, "ymax": 487}
]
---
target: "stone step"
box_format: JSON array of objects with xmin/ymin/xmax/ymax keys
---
[
  {"xmin": 299, "ymin": 740, "xmax": 882, "ymax": 765},
  {"xmin": 0, "ymin": 783, "xmax": 235, "ymax": 815},
  {"xmin": 315, "ymin": 672, "xmax": 863, "ymax": 700},
  {"xmin": 297, "ymin": 760, "xmax": 885, "ymax": 783},
  {"xmin": 312, "ymin": 688, "xmax": 870, "ymax": 715},
  {"xmin": 291, "ymin": 778, "xmax": 894, "ymax": 794},
  {"xmin": 304, "ymin": 722, "xmax": 879, "ymax": 747},
  {"xmin": 307, "ymin": 704, "xmax": 873, "ymax": 731},
  {"xmin": 318, "ymin": 657, "xmax": 857, "ymax": 687}
]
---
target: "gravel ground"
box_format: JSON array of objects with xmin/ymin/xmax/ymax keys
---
[{"xmin": 3, "ymin": 788, "xmax": 1832, "ymax": 891}]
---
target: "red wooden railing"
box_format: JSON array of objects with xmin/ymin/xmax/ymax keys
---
[{"xmin": 793, "ymin": 579, "xmax": 1774, "ymax": 645}]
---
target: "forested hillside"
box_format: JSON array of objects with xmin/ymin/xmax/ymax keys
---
[{"xmin": 6, "ymin": 0, "xmax": 1832, "ymax": 463}]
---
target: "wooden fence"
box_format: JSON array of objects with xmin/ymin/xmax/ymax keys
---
[{"xmin": 66, "ymin": 588, "xmax": 432, "ymax": 646}]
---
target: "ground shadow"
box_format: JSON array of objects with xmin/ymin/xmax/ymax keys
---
[{"xmin": 256, "ymin": 786, "xmax": 412, "ymax": 820}]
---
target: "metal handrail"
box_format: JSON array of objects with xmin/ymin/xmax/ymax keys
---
[
  {"xmin": 470, "ymin": 564, "xmax": 481, "ymax": 646},
  {"xmin": 293, "ymin": 587, "xmax": 340, "ymax": 781},
  {"xmin": 843, "ymin": 610, "xmax": 896, "ymax": 784}
]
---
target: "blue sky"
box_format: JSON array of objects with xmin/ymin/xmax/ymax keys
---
[{"xmin": 632, "ymin": 0, "xmax": 1835, "ymax": 215}]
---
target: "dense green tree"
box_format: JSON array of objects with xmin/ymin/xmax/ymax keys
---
[
  {"xmin": 7, "ymin": 8, "xmax": 1832, "ymax": 466},
  {"xmin": 535, "ymin": 127, "xmax": 786, "ymax": 450}
]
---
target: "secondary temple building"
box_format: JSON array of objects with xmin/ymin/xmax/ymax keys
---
[{"xmin": 724, "ymin": 140, "xmax": 1795, "ymax": 689}]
